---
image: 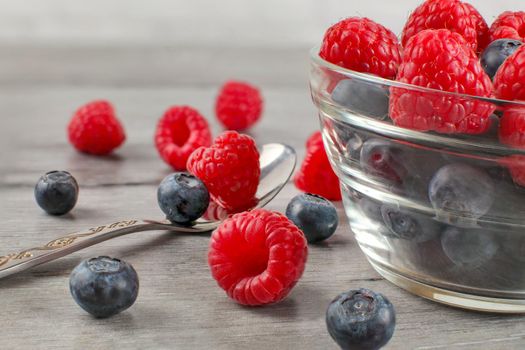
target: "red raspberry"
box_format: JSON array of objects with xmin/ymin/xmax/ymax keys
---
[
  {"xmin": 215, "ymin": 81, "xmax": 263, "ymax": 131},
  {"xmin": 500, "ymin": 155, "xmax": 525, "ymax": 187},
  {"xmin": 67, "ymin": 100, "xmax": 125, "ymax": 155},
  {"xmin": 208, "ymin": 209, "xmax": 307, "ymax": 306},
  {"xmin": 155, "ymin": 106, "xmax": 212, "ymax": 170},
  {"xmin": 390, "ymin": 29, "xmax": 495, "ymax": 134},
  {"xmin": 464, "ymin": 2, "xmax": 490, "ymax": 53},
  {"xmin": 493, "ymin": 45, "xmax": 525, "ymax": 148},
  {"xmin": 306, "ymin": 130, "xmax": 324, "ymax": 150},
  {"xmin": 294, "ymin": 131, "xmax": 342, "ymax": 201},
  {"xmin": 499, "ymin": 109, "xmax": 525, "ymax": 149},
  {"xmin": 401, "ymin": 0, "xmax": 481, "ymax": 52},
  {"xmin": 319, "ymin": 17, "xmax": 401, "ymax": 79},
  {"xmin": 494, "ymin": 45, "xmax": 525, "ymax": 101},
  {"xmin": 489, "ymin": 11, "xmax": 525, "ymax": 43},
  {"xmin": 187, "ymin": 131, "xmax": 260, "ymax": 211}
]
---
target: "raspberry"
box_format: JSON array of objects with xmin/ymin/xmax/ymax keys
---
[
  {"xmin": 401, "ymin": 0, "xmax": 481, "ymax": 52},
  {"xmin": 494, "ymin": 45, "xmax": 525, "ymax": 101},
  {"xmin": 500, "ymin": 155, "xmax": 525, "ymax": 187},
  {"xmin": 306, "ymin": 130, "xmax": 324, "ymax": 150},
  {"xmin": 493, "ymin": 45, "xmax": 525, "ymax": 149},
  {"xmin": 187, "ymin": 131, "xmax": 260, "ymax": 211},
  {"xmin": 208, "ymin": 209, "xmax": 307, "ymax": 306},
  {"xmin": 215, "ymin": 81, "xmax": 263, "ymax": 131},
  {"xmin": 390, "ymin": 29, "xmax": 495, "ymax": 134},
  {"xmin": 154, "ymin": 106, "xmax": 212, "ymax": 170},
  {"xmin": 489, "ymin": 11, "xmax": 525, "ymax": 43},
  {"xmin": 499, "ymin": 109, "xmax": 525, "ymax": 149},
  {"xmin": 295, "ymin": 131, "xmax": 342, "ymax": 201},
  {"xmin": 464, "ymin": 2, "xmax": 490, "ymax": 53},
  {"xmin": 67, "ymin": 100, "xmax": 125, "ymax": 155},
  {"xmin": 319, "ymin": 17, "xmax": 401, "ymax": 79}
]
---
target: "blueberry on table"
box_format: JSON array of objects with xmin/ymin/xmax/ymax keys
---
[
  {"xmin": 380, "ymin": 205, "xmax": 440, "ymax": 243},
  {"xmin": 331, "ymin": 79, "xmax": 390, "ymax": 120},
  {"xmin": 441, "ymin": 226, "xmax": 498, "ymax": 269},
  {"xmin": 480, "ymin": 39, "xmax": 522, "ymax": 80},
  {"xmin": 326, "ymin": 288, "xmax": 395, "ymax": 350},
  {"xmin": 34, "ymin": 170, "xmax": 79, "ymax": 215},
  {"xmin": 69, "ymin": 256, "xmax": 139, "ymax": 318},
  {"xmin": 286, "ymin": 193, "xmax": 338, "ymax": 243},
  {"xmin": 428, "ymin": 164, "xmax": 495, "ymax": 226},
  {"xmin": 157, "ymin": 172, "xmax": 210, "ymax": 224}
]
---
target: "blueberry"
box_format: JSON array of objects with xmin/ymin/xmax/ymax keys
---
[
  {"xmin": 286, "ymin": 193, "xmax": 338, "ymax": 243},
  {"xmin": 360, "ymin": 139, "xmax": 407, "ymax": 184},
  {"xmin": 69, "ymin": 256, "xmax": 139, "ymax": 318},
  {"xmin": 480, "ymin": 39, "xmax": 522, "ymax": 79},
  {"xmin": 428, "ymin": 164, "xmax": 495, "ymax": 226},
  {"xmin": 331, "ymin": 79, "xmax": 390, "ymax": 119},
  {"xmin": 381, "ymin": 205, "xmax": 441, "ymax": 242},
  {"xmin": 34, "ymin": 170, "xmax": 79, "ymax": 215},
  {"xmin": 326, "ymin": 288, "xmax": 395, "ymax": 350},
  {"xmin": 441, "ymin": 227, "xmax": 498, "ymax": 268},
  {"xmin": 157, "ymin": 173, "xmax": 210, "ymax": 224}
]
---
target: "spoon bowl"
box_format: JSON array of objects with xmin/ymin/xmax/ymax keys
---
[{"xmin": 0, "ymin": 143, "xmax": 296, "ymax": 279}]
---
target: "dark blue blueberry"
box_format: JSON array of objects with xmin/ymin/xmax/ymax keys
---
[
  {"xmin": 381, "ymin": 205, "xmax": 441, "ymax": 242},
  {"xmin": 480, "ymin": 39, "xmax": 522, "ymax": 79},
  {"xmin": 157, "ymin": 172, "xmax": 210, "ymax": 224},
  {"xmin": 34, "ymin": 170, "xmax": 79, "ymax": 215},
  {"xmin": 360, "ymin": 139, "xmax": 408, "ymax": 185},
  {"xmin": 69, "ymin": 256, "xmax": 139, "ymax": 318},
  {"xmin": 286, "ymin": 193, "xmax": 338, "ymax": 243},
  {"xmin": 326, "ymin": 288, "xmax": 395, "ymax": 350},
  {"xmin": 428, "ymin": 164, "xmax": 495, "ymax": 226},
  {"xmin": 331, "ymin": 79, "xmax": 390, "ymax": 120},
  {"xmin": 441, "ymin": 227, "xmax": 498, "ymax": 268}
]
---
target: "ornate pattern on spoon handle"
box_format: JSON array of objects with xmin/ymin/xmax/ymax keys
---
[
  {"xmin": 0, "ymin": 220, "xmax": 160, "ymax": 279},
  {"xmin": 0, "ymin": 220, "xmax": 139, "ymax": 268}
]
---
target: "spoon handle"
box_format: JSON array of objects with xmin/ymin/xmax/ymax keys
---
[{"xmin": 0, "ymin": 219, "xmax": 161, "ymax": 280}]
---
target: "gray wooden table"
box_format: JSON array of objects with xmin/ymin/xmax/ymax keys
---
[{"xmin": 1, "ymin": 45, "xmax": 524, "ymax": 350}]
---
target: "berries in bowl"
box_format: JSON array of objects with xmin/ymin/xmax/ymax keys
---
[{"xmin": 310, "ymin": 0, "xmax": 525, "ymax": 312}]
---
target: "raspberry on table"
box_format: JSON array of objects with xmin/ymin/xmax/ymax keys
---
[
  {"xmin": 319, "ymin": 17, "xmax": 401, "ymax": 79},
  {"xmin": 215, "ymin": 81, "xmax": 263, "ymax": 131},
  {"xmin": 187, "ymin": 130, "xmax": 260, "ymax": 211},
  {"xmin": 208, "ymin": 209, "xmax": 308, "ymax": 306},
  {"xmin": 155, "ymin": 106, "xmax": 212, "ymax": 170},
  {"xmin": 390, "ymin": 29, "xmax": 495, "ymax": 134},
  {"xmin": 67, "ymin": 100, "xmax": 126, "ymax": 155},
  {"xmin": 294, "ymin": 131, "xmax": 342, "ymax": 201},
  {"xmin": 489, "ymin": 11, "xmax": 525, "ymax": 43},
  {"xmin": 401, "ymin": 0, "xmax": 483, "ymax": 52}
]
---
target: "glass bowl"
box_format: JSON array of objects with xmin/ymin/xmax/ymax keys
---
[{"xmin": 310, "ymin": 48, "xmax": 525, "ymax": 313}]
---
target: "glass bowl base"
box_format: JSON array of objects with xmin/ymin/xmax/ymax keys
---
[{"xmin": 369, "ymin": 260, "xmax": 525, "ymax": 313}]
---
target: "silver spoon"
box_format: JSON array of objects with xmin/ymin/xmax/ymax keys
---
[{"xmin": 0, "ymin": 143, "xmax": 296, "ymax": 280}]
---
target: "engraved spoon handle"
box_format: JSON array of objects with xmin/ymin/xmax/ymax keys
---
[{"xmin": 0, "ymin": 219, "xmax": 206, "ymax": 280}]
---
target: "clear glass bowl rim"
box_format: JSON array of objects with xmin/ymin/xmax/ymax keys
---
[{"xmin": 309, "ymin": 47, "xmax": 525, "ymax": 108}]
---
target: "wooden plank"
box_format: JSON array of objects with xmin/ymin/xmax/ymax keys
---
[{"xmin": 1, "ymin": 50, "xmax": 525, "ymax": 349}]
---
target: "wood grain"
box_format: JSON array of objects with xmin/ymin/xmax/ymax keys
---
[{"xmin": 1, "ymin": 46, "xmax": 525, "ymax": 350}]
